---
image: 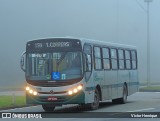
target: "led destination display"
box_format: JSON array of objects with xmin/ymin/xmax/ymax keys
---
[{"xmin": 26, "ymin": 38, "xmax": 82, "ymax": 52}]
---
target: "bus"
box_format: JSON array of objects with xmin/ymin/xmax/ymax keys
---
[{"xmin": 20, "ymin": 37, "xmax": 139, "ymax": 111}]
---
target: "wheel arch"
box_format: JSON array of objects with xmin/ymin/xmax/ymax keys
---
[
  {"xmin": 96, "ymin": 85, "xmax": 102, "ymax": 101},
  {"xmin": 124, "ymin": 82, "xmax": 128, "ymax": 96}
]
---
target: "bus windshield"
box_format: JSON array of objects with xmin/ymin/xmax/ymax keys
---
[{"xmin": 26, "ymin": 51, "xmax": 83, "ymax": 80}]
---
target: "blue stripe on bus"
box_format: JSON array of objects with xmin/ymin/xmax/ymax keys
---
[{"xmin": 85, "ymin": 82, "xmax": 139, "ymax": 91}]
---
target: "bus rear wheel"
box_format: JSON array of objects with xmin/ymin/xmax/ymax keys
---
[
  {"xmin": 89, "ymin": 88, "xmax": 100, "ymax": 110},
  {"xmin": 112, "ymin": 85, "xmax": 128, "ymax": 104},
  {"xmin": 119, "ymin": 84, "xmax": 128, "ymax": 104},
  {"xmin": 42, "ymin": 104, "xmax": 55, "ymax": 112}
]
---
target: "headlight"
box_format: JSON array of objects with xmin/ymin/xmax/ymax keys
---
[
  {"xmin": 68, "ymin": 90, "xmax": 73, "ymax": 95},
  {"xmin": 77, "ymin": 85, "xmax": 83, "ymax": 90},
  {"xmin": 73, "ymin": 89, "xmax": 78, "ymax": 93},
  {"xmin": 33, "ymin": 91, "xmax": 38, "ymax": 96},
  {"xmin": 68, "ymin": 84, "xmax": 83, "ymax": 95},
  {"xmin": 25, "ymin": 86, "xmax": 38, "ymax": 96},
  {"xmin": 29, "ymin": 90, "xmax": 33, "ymax": 94},
  {"xmin": 26, "ymin": 86, "xmax": 30, "ymax": 91}
]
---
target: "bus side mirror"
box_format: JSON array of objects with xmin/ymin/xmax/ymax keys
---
[{"xmin": 20, "ymin": 52, "xmax": 26, "ymax": 72}]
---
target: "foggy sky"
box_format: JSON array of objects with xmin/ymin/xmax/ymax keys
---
[{"xmin": 0, "ymin": 0, "xmax": 160, "ymax": 89}]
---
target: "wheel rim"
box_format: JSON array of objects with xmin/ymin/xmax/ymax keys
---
[{"xmin": 123, "ymin": 87, "xmax": 127, "ymax": 102}]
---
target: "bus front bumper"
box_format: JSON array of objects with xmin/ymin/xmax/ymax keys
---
[{"xmin": 26, "ymin": 91, "xmax": 85, "ymax": 105}]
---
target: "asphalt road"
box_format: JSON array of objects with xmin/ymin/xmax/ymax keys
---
[
  {"xmin": 1, "ymin": 92, "xmax": 160, "ymax": 120},
  {"xmin": 1, "ymin": 92, "xmax": 160, "ymax": 112}
]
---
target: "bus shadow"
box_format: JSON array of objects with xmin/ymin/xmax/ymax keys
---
[
  {"xmin": 98, "ymin": 101, "xmax": 134, "ymax": 109},
  {"xmin": 43, "ymin": 101, "xmax": 135, "ymax": 113}
]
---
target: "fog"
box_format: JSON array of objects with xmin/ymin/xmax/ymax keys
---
[{"xmin": 0, "ymin": 0, "xmax": 160, "ymax": 89}]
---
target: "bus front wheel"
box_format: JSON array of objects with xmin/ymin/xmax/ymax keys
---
[
  {"xmin": 89, "ymin": 88, "xmax": 100, "ymax": 110},
  {"xmin": 42, "ymin": 104, "xmax": 55, "ymax": 112}
]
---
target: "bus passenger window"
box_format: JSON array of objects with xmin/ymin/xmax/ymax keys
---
[
  {"xmin": 125, "ymin": 50, "xmax": 131, "ymax": 69},
  {"xmin": 118, "ymin": 49, "xmax": 125, "ymax": 69},
  {"xmin": 102, "ymin": 48, "xmax": 110, "ymax": 69},
  {"xmin": 131, "ymin": 50, "xmax": 137, "ymax": 69},
  {"xmin": 94, "ymin": 47, "xmax": 102, "ymax": 70},
  {"xmin": 111, "ymin": 49, "xmax": 118, "ymax": 69},
  {"xmin": 103, "ymin": 59, "xmax": 110, "ymax": 69}
]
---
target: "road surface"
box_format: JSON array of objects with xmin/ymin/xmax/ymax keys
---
[{"xmin": 1, "ymin": 92, "xmax": 160, "ymax": 120}]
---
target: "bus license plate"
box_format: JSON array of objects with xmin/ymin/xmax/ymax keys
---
[{"xmin": 48, "ymin": 97, "xmax": 57, "ymax": 101}]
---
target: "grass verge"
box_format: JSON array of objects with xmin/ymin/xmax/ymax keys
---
[
  {"xmin": 0, "ymin": 96, "xmax": 26, "ymax": 110},
  {"xmin": 139, "ymin": 86, "xmax": 160, "ymax": 92}
]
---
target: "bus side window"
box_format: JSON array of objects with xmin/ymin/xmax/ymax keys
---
[
  {"xmin": 102, "ymin": 48, "xmax": 110, "ymax": 70},
  {"xmin": 125, "ymin": 50, "xmax": 131, "ymax": 69},
  {"xmin": 131, "ymin": 50, "xmax": 137, "ymax": 69},
  {"xmin": 118, "ymin": 49, "xmax": 125, "ymax": 69},
  {"xmin": 111, "ymin": 48, "xmax": 118, "ymax": 70},
  {"xmin": 94, "ymin": 47, "xmax": 102, "ymax": 70}
]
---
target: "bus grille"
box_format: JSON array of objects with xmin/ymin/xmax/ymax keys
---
[
  {"xmin": 27, "ymin": 79, "xmax": 80, "ymax": 87},
  {"xmin": 38, "ymin": 91, "xmax": 67, "ymax": 94}
]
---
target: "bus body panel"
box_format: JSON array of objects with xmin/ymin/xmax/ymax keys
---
[
  {"xmin": 128, "ymin": 70, "xmax": 139, "ymax": 95},
  {"xmin": 102, "ymin": 70, "xmax": 119, "ymax": 100},
  {"xmin": 84, "ymin": 74, "xmax": 95, "ymax": 104},
  {"xmin": 117, "ymin": 70, "xmax": 129, "ymax": 98},
  {"xmin": 22, "ymin": 37, "xmax": 139, "ymax": 107}
]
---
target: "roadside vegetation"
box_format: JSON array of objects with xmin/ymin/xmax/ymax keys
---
[
  {"xmin": 139, "ymin": 85, "xmax": 160, "ymax": 92},
  {"xmin": 0, "ymin": 96, "xmax": 26, "ymax": 109}
]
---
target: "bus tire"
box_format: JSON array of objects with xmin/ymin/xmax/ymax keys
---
[
  {"xmin": 119, "ymin": 84, "xmax": 128, "ymax": 104},
  {"xmin": 42, "ymin": 104, "xmax": 55, "ymax": 112},
  {"xmin": 89, "ymin": 88, "xmax": 100, "ymax": 110}
]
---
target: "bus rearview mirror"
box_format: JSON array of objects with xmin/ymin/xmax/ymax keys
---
[{"xmin": 20, "ymin": 52, "xmax": 26, "ymax": 72}]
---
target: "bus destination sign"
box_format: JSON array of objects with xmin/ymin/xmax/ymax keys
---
[
  {"xmin": 35, "ymin": 42, "xmax": 71, "ymax": 49},
  {"xmin": 26, "ymin": 38, "xmax": 82, "ymax": 52}
]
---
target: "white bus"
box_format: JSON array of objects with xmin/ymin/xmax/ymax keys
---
[{"xmin": 20, "ymin": 37, "xmax": 139, "ymax": 111}]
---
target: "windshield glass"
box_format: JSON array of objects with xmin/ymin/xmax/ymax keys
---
[{"xmin": 26, "ymin": 52, "xmax": 83, "ymax": 80}]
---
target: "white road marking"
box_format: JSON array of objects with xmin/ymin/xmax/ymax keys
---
[
  {"xmin": 155, "ymin": 92, "xmax": 160, "ymax": 93},
  {"xmin": 127, "ymin": 108, "xmax": 155, "ymax": 112}
]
